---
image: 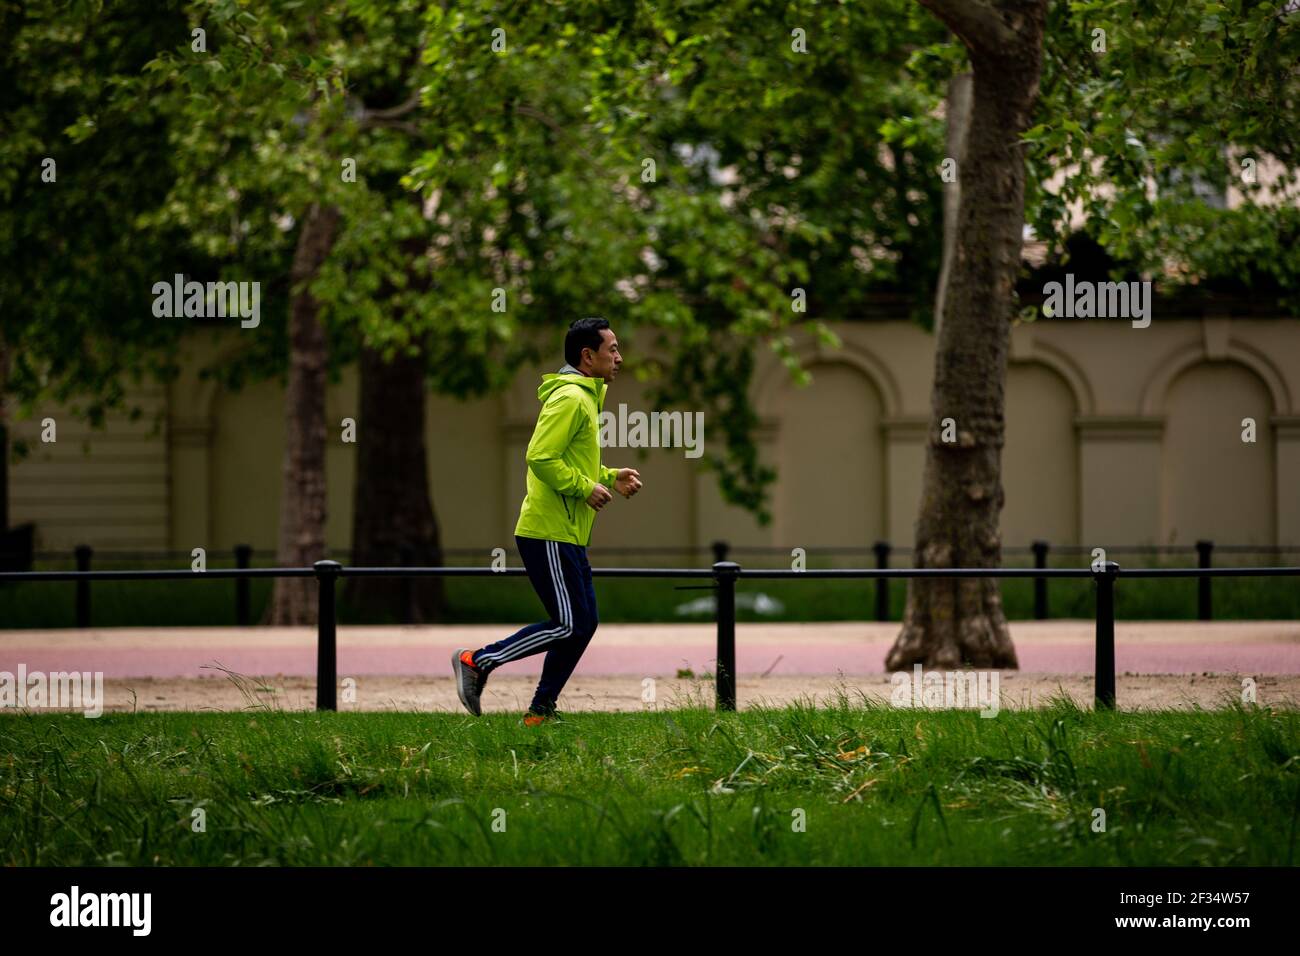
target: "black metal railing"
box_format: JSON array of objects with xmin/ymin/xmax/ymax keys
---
[
  {"xmin": 6, "ymin": 538, "xmax": 1297, "ymax": 626},
  {"xmin": 1, "ymin": 559, "xmax": 1296, "ymax": 713},
  {"xmin": 745, "ymin": 539, "xmax": 1296, "ymax": 624}
]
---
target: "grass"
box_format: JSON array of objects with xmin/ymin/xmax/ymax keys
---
[
  {"xmin": 2, "ymin": 698, "xmax": 1297, "ymax": 866},
  {"xmin": 2, "ymin": 553, "xmax": 1298, "ymax": 627}
]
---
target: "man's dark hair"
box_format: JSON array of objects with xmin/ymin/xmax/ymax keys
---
[{"xmin": 565, "ymin": 317, "xmax": 610, "ymax": 367}]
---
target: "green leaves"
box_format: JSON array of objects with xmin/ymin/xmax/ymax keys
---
[
  {"xmin": 7, "ymin": 0, "xmax": 1296, "ymax": 517},
  {"xmin": 1030, "ymin": 0, "xmax": 1300, "ymax": 294},
  {"xmin": 63, "ymin": 114, "xmax": 97, "ymax": 143},
  {"xmin": 1, "ymin": 0, "xmax": 202, "ymax": 424}
]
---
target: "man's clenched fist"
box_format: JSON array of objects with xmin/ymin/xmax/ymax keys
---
[
  {"xmin": 613, "ymin": 468, "xmax": 643, "ymax": 499},
  {"xmin": 586, "ymin": 483, "xmax": 613, "ymax": 511}
]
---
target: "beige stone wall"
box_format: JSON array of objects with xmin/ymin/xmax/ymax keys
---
[
  {"xmin": 7, "ymin": 386, "xmax": 170, "ymax": 550},
  {"xmin": 9, "ymin": 314, "xmax": 1300, "ymax": 555}
]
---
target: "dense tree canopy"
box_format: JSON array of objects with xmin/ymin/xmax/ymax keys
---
[{"xmin": 3, "ymin": 0, "xmax": 1296, "ymax": 554}]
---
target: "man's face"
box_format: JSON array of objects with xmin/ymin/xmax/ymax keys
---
[{"xmin": 583, "ymin": 328, "xmax": 622, "ymax": 383}]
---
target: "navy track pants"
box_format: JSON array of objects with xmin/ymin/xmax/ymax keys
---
[{"xmin": 471, "ymin": 534, "xmax": 598, "ymax": 715}]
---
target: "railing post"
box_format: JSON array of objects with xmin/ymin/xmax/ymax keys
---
[
  {"xmin": 712, "ymin": 560, "xmax": 740, "ymax": 712},
  {"xmin": 75, "ymin": 544, "xmax": 92, "ymax": 628},
  {"xmin": 1196, "ymin": 540, "xmax": 1213, "ymax": 621},
  {"xmin": 711, "ymin": 540, "xmax": 730, "ymax": 565},
  {"xmin": 234, "ymin": 544, "xmax": 252, "ymax": 626},
  {"xmin": 872, "ymin": 541, "xmax": 891, "ymax": 621},
  {"xmin": 314, "ymin": 560, "xmax": 342, "ymax": 712},
  {"xmin": 1093, "ymin": 560, "xmax": 1119, "ymax": 710},
  {"xmin": 400, "ymin": 543, "xmax": 414, "ymax": 623},
  {"xmin": 1032, "ymin": 540, "xmax": 1050, "ymax": 620}
]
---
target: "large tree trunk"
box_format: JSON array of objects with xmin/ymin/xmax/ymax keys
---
[
  {"xmin": 887, "ymin": 0, "xmax": 1047, "ymax": 670},
  {"xmin": 933, "ymin": 71, "xmax": 972, "ymax": 340},
  {"xmin": 0, "ymin": 339, "xmax": 8, "ymax": 532},
  {"xmin": 0, "ymin": 341, "xmax": 35, "ymax": 573},
  {"xmin": 265, "ymin": 203, "xmax": 341, "ymax": 625},
  {"xmin": 345, "ymin": 342, "xmax": 447, "ymax": 622}
]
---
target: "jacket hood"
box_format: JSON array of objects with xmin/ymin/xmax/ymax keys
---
[{"xmin": 538, "ymin": 365, "xmax": 606, "ymax": 408}]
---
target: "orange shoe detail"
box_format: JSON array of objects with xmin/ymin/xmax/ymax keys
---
[
  {"xmin": 523, "ymin": 713, "xmax": 548, "ymax": 727},
  {"xmin": 460, "ymin": 650, "xmax": 479, "ymax": 670}
]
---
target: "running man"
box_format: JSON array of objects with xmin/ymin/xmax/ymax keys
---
[{"xmin": 452, "ymin": 318, "xmax": 643, "ymax": 725}]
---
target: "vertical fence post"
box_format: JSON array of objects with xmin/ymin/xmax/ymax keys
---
[
  {"xmin": 873, "ymin": 541, "xmax": 891, "ymax": 621},
  {"xmin": 234, "ymin": 544, "xmax": 252, "ymax": 626},
  {"xmin": 711, "ymin": 540, "xmax": 730, "ymax": 565},
  {"xmin": 1093, "ymin": 560, "xmax": 1118, "ymax": 710},
  {"xmin": 75, "ymin": 544, "xmax": 92, "ymax": 628},
  {"xmin": 1032, "ymin": 540, "xmax": 1050, "ymax": 620},
  {"xmin": 713, "ymin": 561, "xmax": 740, "ymax": 712},
  {"xmin": 315, "ymin": 560, "xmax": 342, "ymax": 712},
  {"xmin": 400, "ymin": 544, "xmax": 414, "ymax": 623},
  {"xmin": 1196, "ymin": 539, "xmax": 1213, "ymax": 621}
]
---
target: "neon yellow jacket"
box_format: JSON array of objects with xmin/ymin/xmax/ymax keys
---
[{"xmin": 515, "ymin": 365, "xmax": 620, "ymax": 546}]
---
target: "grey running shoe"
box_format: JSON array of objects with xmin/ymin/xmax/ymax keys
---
[{"xmin": 452, "ymin": 648, "xmax": 487, "ymax": 716}]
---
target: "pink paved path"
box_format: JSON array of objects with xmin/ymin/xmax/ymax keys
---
[{"xmin": 2, "ymin": 621, "xmax": 1297, "ymax": 677}]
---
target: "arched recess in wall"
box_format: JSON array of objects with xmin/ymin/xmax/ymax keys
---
[
  {"xmin": 755, "ymin": 339, "xmax": 902, "ymax": 421},
  {"xmin": 1140, "ymin": 340, "xmax": 1292, "ymax": 418},
  {"xmin": 1160, "ymin": 361, "xmax": 1276, "ymax": 546},
  {"xmin": 431, "ymin": 390, "xmax": 509, "ymax": 548},
  {"xmin": 1003, "ymin": 361, "xmax": 1081, "ymax": 546},
  {"xmin": 764, "ymin": 360, "xmax": 887, "ymax": 548},
  {"xmin": 209, "ymin": 378, "xmax": 286, "ymax": 551}
]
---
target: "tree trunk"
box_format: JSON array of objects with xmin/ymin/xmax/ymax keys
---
[
  {"xmin": 933, "ymin": 71, "xmax": 972, "ymax": 340},
  {"xmin": 265, "ymin": 203, "xmax": 341, "ymax": 625},
  {"xmin": 887, "ymin": 0, "xmax": 1047, "ymax": 670},
  {"xmin": 0, "ymin": 339, "xmax": 8, "ymax": 533},
  {"xmin": 345, "ymin": 342, "xmax": 447, "ymax": 622}
]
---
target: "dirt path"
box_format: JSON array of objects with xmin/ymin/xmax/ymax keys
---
[
  {"xmin": 44, "ymin": 672, "xmax": 1299, "ymax": 714},
  {"xmin": 3, "ymin": 621, "xmax": 1296, "ymax": 713}
]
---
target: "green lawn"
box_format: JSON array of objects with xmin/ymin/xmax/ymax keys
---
[{"xmin": 3, "ymin": 701, "xmax": 1296, "ymax": 866}]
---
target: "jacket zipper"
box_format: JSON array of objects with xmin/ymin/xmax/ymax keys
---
[{"xmin": 555, "ymin": 489, "xmax": 573, "ymax": 521}]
